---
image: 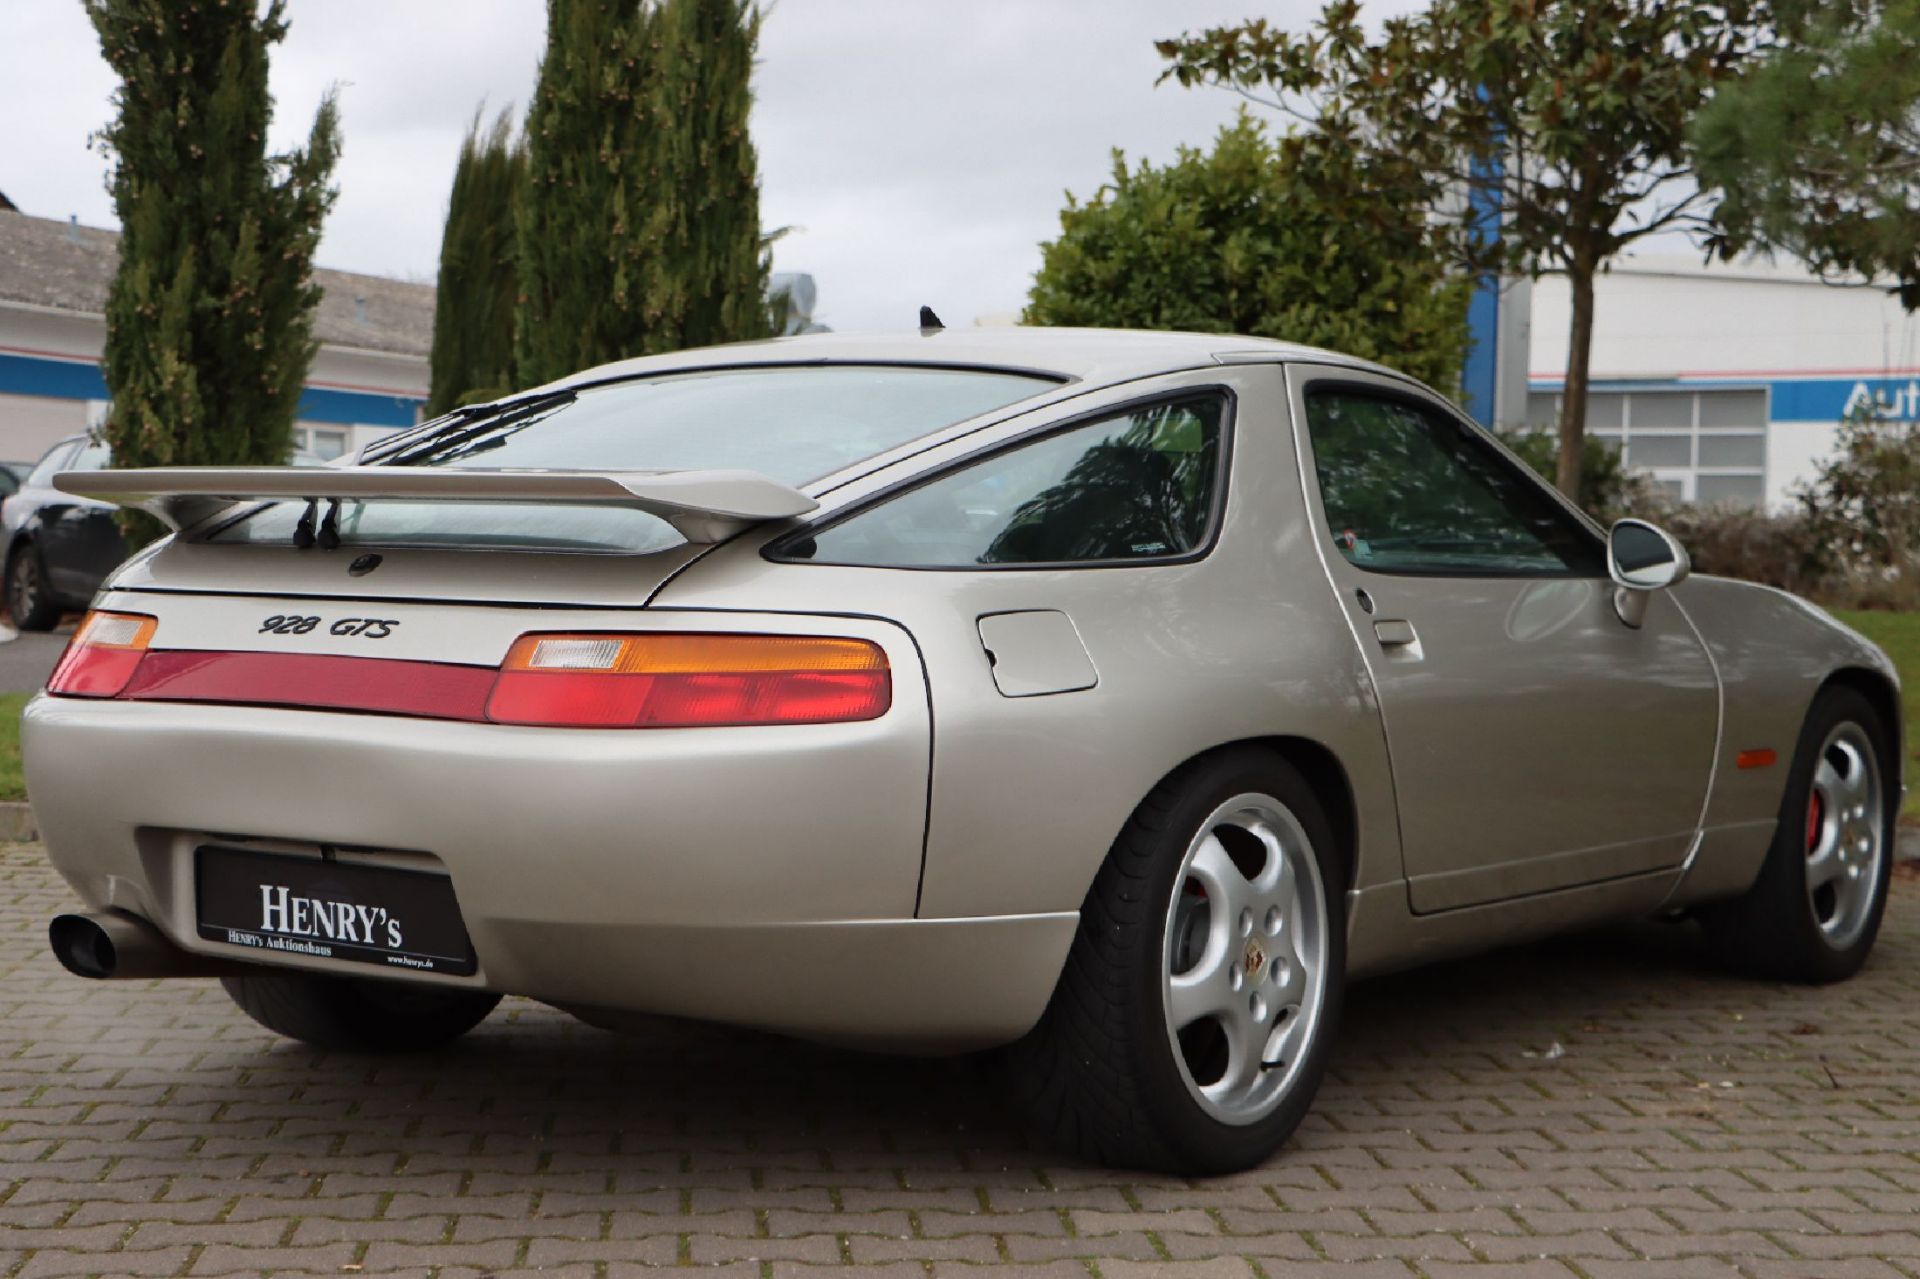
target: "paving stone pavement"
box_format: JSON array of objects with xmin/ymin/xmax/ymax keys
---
[{"xmin": 4, "ymin": 843, "xmax": 1920, "ymax": 1279}]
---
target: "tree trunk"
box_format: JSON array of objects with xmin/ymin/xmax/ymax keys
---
[{"xmin": 1556, "ymin": 265, "xmax": 1597, "ymax": 503}]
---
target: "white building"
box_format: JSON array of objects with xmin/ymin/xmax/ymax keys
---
[
  {"xmin": 1518, "ymin": 254, "xmax": 1920, "ymax": 509},
  {"xmin": 0, "ymin": 209, "xmax": 433, "ymax": 465}
]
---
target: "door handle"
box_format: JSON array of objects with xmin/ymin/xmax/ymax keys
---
[{"xmin": 1373, "ymin": 619, "xmax": 1418, "ymax": 648}]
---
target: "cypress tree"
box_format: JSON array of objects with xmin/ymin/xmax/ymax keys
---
[
  {"xmin": 650, "ymin": 0, "xmax": 774, "ymax": 351},
  {"xmin": 428, "ymin": 110, "xmax": 525, "ymax": 415},
  {"xmin": 515, "ymin": 0, "xmax": 773, "ymax": 387},
  {"xmin": 515, "ymin": 0, "xmax": 657, "ymax": 386},
  {"xmin": 85, "ymin": 0, "xmax": 339, "ymax": 544}
]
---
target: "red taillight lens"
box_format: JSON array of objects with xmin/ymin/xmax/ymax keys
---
[
  {"xmin": 485, "ymin": 633, "xmax": 891, "ymax": 728},
  {"xmin": 47, "ymin": 610, "xmax": 158, "ymax": 698}
]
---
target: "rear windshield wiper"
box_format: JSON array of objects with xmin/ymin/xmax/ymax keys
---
[{"xmin": 358, "ymin": 388, "xmax": 578, "ymax": 466}]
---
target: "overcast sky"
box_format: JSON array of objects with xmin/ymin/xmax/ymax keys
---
[{"xmin": 0, "ymin": 0, "xmax": 1408, "ymax": 332}]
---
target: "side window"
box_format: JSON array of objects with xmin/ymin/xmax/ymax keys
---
[
  {"xmin": 791, "ymin": 395, "xmax": 1227, "ymax": 568},
  {"xmin": 1305, "ymin": 388, "xmax": 1603, "ymax": 577},
  {"xmin": 24, "ymin": 441, "xmax": 79, "ymax": 489},
  {"xmin": 66, "ymin": 440, "xmax": 112, "ymax": 472}
]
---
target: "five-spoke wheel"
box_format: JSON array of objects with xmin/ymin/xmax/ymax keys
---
[
  {"xmin": 1163, "ymin": 795, "xmax": 1328, "ymax": 1126},
  {"xmin": 1802, "ymin": 722, "xmax": 1886, "ymax": 950}
]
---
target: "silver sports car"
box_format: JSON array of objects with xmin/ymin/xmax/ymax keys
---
[{"xmin": 28, "ymin": 328, "xmax": 1902, "ymax": 1174}]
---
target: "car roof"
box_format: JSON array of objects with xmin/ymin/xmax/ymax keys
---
[{"xmin": 544, "ymin": 327, "xmax": 1421, "ymax": 396}]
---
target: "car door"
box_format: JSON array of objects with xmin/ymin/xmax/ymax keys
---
[
  {"xmin": 39, "ymin": 439, "xmax": 125, "ymax": 600},
  {"xmin": 1286, "ymin": 365, "xmax": 1719, "ymax": 913}
]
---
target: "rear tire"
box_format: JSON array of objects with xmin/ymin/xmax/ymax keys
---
[
  {"xmin": 221, "ymin": 970, "xmax": 501, "ymax": 1053},
  {"xmin": 1005, "ymin": 748, "xmax": 1345, "ymax": 1174},
  {"xmin": 1703, "ymin": 686, "xmax": 1895, "ymax": 983},
  {"xmin": 6, "ymin": 544, "xmax": 59, "ymax": 632}
]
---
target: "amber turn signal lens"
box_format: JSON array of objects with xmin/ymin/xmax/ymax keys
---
[
  {"xmin": 47, "ymin": 610, "xmax": 159, "ymax": 698},
  {"xmin": 487, "ymin": 632, "xmax": 891, "ymax": 728}
]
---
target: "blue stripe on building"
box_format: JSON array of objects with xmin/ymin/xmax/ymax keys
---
[
  {"xmin": 0, "ymin": 351, "xmax": 421, "ymax": 427},
  {"xmin": 0, "ymin": 352, "xmax": 108, "ymax": 400},
  {"xmin": 1768, "ymin": 376, "xmax": 1920, "ymax": 423},
  {"xmin": 296, "ymin": 386, "xmax": 420, "ymax": 427}
]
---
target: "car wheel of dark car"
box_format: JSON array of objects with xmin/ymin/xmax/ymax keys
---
[
  {"xmin": 221, "ymin": 970, "xmax": 502, "ymax": 1053},
  {"xmin": 1005, "ymin": 747, "xmax": 1345, "ymax": 1174},
  {"xmin": 5, "ymin": 543, "xmax": 60, "ymax": 632},
  {"xmin": 1704, "ymin": 685, "xmax": 1895, "ymax": 983}
]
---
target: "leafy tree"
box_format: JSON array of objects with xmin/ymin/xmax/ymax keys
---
[
  {"xmin": 1695, "ymin": 0, "xmax": 1920, "ymax": 308},
  {"xmin": 1159, "ymin": 0, "xmax": 1769, "ymax": 501},
  {"xmin": 428, "ymin": 110, "xmax": 525, "ymax": 415},
  {"xmin": 1026, "ymin": 113, "xmax": 1470, "ymax": 396},
  {"xmin": 515, "ymin": 0, "xmax": 773, "ymax": 387},
  {"xmin": 85, "ymin": 0, "xmax": 339, "ymax": 544}
]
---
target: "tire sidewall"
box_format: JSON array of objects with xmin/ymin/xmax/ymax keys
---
[
  {"xmin": 1128, "ymin": 752, "xmax": 1347, "ymax": 1173},
  {"xmin": 6, "ymin": 543, "xmax": 56, "ymax": 631},
  {"xmin": 6, "ymin": 546, "xmax": 31, "ymax": 617}
]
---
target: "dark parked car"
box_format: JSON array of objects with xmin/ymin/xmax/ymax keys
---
[
  {"xmin": 2, "ymin": 436, "xmax": 327, "ymax": 629},
  {"xmin": 2, "ymin": 436, "xmax": 122, "ymax": 630}
]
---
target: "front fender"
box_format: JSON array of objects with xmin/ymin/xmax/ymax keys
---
[{"xmin": 1675, "ymin": 575, "xmax": 1900, "ymax": 833}]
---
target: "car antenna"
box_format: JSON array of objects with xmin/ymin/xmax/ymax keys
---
[{"xmin": 919, "ymin": 306, "xmax": 943, "ymax": 333}]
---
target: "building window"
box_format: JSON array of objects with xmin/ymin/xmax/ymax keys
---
[
  {"xmin": 292, "ymin": 426, "xmax": 351, "ymax": 461},
  {"xmin": 1523, "ymin": 388, "xmax": 1767, "ymax": 506}
]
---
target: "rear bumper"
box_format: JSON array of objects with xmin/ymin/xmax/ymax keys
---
[{"xmin": 24, "ymin": 688, "xmax": 1073, "ymax": 1051}]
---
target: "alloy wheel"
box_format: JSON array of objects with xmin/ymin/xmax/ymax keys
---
[
  {"xmin": 1162, "ymin": 793, "xmax": 1329, "ymax": 1126},
  {"xmin": 1804, "ymin": 721, "xmax": 1885, "ymax": 950}
]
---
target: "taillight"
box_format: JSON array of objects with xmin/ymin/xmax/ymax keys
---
[
  {"xmin": 47, "ymin": 610, "xmax": 158, "ymax": 697},
  {"xmin": 485, "ymin": 632, "xmax": 891, "ymax": 728}
]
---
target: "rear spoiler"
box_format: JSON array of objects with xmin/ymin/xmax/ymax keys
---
[{"xmin": 52, "ymin": 466, "xmax": 819, "ymax": 544}]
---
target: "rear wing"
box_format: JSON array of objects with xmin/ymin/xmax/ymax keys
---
[{"xmin": 52, "ymin": 466, "xmax": 819, "ymax": 544}]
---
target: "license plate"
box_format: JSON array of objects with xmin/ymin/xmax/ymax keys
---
[{"xmin": 195, "ymin": 847, "xmax": 477, "ymax": 976}]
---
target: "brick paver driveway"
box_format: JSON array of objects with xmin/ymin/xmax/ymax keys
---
[{"xmin": 5, "ymin": 843, "xmax": 1919, "ymax": 1279}]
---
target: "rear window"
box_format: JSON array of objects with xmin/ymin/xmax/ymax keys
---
[{"xmin": 211, "ymin": 366, "xmax": 1054, "ymax": 553}]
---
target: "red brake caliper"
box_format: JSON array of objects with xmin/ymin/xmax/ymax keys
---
[{"xmin": 1806, "ymin": 792, "xmax": 1824, "ymax": 855}]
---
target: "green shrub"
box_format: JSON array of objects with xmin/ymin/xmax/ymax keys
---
[
  {"xmin": 1641, "ymin": 500, "xmax": 1830, "ymax": 598},
  {"xmin": 1796, "ymin": 413, "xmax": 1920, "ymax": 608}
]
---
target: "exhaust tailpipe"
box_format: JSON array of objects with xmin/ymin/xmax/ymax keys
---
[{"xmin": 49, "ymin": 911, "xmax": 239, "ymax": 980}]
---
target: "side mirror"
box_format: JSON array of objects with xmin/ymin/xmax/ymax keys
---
[{"xmin": 1607, "ymin": 518, "xmax": 1690, "ymax": 627}]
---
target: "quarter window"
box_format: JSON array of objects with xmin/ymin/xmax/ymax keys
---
[
  {"xmin": 24, "ymin": 441, "xmax": 79, "ymax": 489},
  {"xmin": 1305, "ymin": 389, "xmax": 1603, "ymax": 577},
  {"xmin": 789, "ymin": 395, "xmax": 1227, "ymax": 567}
]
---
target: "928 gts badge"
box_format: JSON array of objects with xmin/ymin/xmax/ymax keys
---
[{"xmin": 258, "ymin": 615, "xmax": 400, "ymax": 639}]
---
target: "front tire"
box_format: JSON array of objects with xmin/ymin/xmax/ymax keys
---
[
  {"xmin": 221, "ymin": 970, "xmax": 501, "ymax": 1053},
  {"xmin": 1006, "ymin": 748, "xmax": 1345, "ymax": 1174},
  {"xmin": 5, "ymin": 544, "xmax": 59, "ymax": 631},
  {"xmin": 1704, "ymin": 685, "xmax": 1895, "ymax": 983}
]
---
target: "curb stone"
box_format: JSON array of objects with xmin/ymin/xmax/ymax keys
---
[{"xmin": 0, "ymin": 801, "xmax": 35, "ymax": 843}]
